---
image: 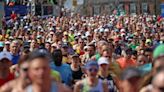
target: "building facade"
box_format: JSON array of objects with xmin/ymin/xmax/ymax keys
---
[{"xmin": 82, "ymin": 0, "xmax": 161, "ymax": 16}]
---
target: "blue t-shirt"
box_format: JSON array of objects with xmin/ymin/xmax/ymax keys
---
[
  {"xmin": 50, "ymin": 62, "xmax": 72, "ymax": 86},
  {"xmin": 11, "ymin": 54, "xmax": 20, "ymax": 65}
]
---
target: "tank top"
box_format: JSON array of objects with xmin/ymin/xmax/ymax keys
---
[
  {"xmin": 81, "ymin": 79, "xmax": 104, "ymax": 92},
  {"xmin": 26, "ymin": 81, "xmax": 58, "ymax": 92}
]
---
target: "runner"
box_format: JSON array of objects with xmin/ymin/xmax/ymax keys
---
[{"xmin": 74, "ymin": 61, "xmax": 108, "ymax": 92}]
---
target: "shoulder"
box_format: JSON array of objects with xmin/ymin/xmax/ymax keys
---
[
  {"xmin": 74, "ymin": 80, "xmax": 84, "ymax": 88},
  {"xmin": 0, "ymin": 80, "xmax": 16, "ymax": 92},
  {"xmin": 56, "ymin": 82, "xmax": 72, "ymax": 92}
]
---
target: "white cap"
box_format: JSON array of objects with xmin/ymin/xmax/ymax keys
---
[
  {"xmin": 120, "ymin": 29, "xmax": 125, "ymax": 32},
  {"xmin": 98, "ymin": 57, "xmax": 109, "ymax": 65},
  {"xmin": 0, "ymin": 51, "xmax": 12, "ymax": 61},
  {"xmin": 104, "ymin": 28, "xmax": 109, "ymax": 32},
  {"xmin": 77, "ymin": 32, "xmax": 81, "ymax": 36},
  {"xmin": 99, "ymin": 28, "xmax": 104, "ymax": 32},
  {"xmin": 5, "ymin": 41, "xmax": 10, "ymax": 45}
]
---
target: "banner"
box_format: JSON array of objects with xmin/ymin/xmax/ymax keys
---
[
  {"xmin": 161, "ymin": 3, "xmax": 164, "ymax": 17},
  {"xmin": 0, "ymin": 2, "xmax": 4, "ymax": 29},
  {"xmin": 5, "ymin": 5, "xmax": 28, "ymax": 17}
]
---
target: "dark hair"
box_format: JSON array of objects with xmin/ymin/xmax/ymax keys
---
[
  {"xmin": 144, "ymin": 48, "xmax": 153, "ymax": 52},
  {"xmin": 52, "ymin": 49, "xmax": 63, "ymax": 66},
  {"xmin": 88, "ymin": 44, "xmax": 96, "ymax": 50},
  {"xmin": 18, "ymin": 55, "xmax": 29, "ymax": 68}
]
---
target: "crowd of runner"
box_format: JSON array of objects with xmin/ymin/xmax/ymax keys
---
[{"xmin": 0, "ymin": 12, "xmax": 164, "ymax": 92}]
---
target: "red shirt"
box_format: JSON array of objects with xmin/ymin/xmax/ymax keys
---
[{"xmin": 0, "ymin": 73, "xmax": 15, "ymax": 87}]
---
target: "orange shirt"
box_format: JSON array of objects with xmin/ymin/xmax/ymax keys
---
[{"xmin": 117, "ymin": 57, "xmax": 136, "ymax": 70}]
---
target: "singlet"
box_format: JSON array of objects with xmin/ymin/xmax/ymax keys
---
[
  {"xmin": 98, "ymin": 75, "xmax": 117, "ymax": 92},
  {"xmin": 81, "ymin": 79, "xmax": 104, "ymax": 92},
  {"xmin": 72, "ymin": 67, "xmax": 83, "ymax": 80},
  {"xmin": 26, "ymin": 81, "xmax": 58, "ymax": 92}
]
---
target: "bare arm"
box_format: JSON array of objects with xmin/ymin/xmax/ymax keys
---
[
  {"xmin": 0, "ymin": 80, "xmax": 15, "ymax": 92},
  {"xmin": 74, "ymin": 81, "xmax": 82, "ymax": 92}
]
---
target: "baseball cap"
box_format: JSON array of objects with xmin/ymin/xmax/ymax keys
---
[
  {"xmin": 62, "ymin": 43, "xmax": 68, "ymax": 48},
  {"xmin": 153, "ymin": 44, "xmax": 164, "ymax": 59},
  {"xmin": 71, "ymin": 53, "xmax": 79, "ymax": 58},
  {"xmin": 98, "ymin": 57, "xmax": 109, "ymax": 65},
  {"xmin": 5, "ymin": 41, "xmax": 10, "ymax": 45},
  {"xmin": 85, "ymin": 60, "xmax": 99, "ymax": 70},
  {"xmin": 0, "ymin": 51, "xmax": 12, "ymax": 61},
  {"xmin": 0, "ymin": 42, "xmax": 4, "ymax": 47}
]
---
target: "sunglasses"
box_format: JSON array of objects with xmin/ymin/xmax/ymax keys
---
[
  {"xmin": 21, "ymin": 68, "xmax": 28, "ymax": 72},
  {"xmin": 88, "ymin": 68, "xmax": 98, "ymax": 72},
  {"xmin": 138, "ymin": 60, "xmax": 145, "ymax": 63}
]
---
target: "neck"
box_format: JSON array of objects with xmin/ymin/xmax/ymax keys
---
[
  {"xmin": 87, "ymin": 77, "xmax": 98, "ymax": 86},
  {"xmin": 99, "ymin": 71, "xmax": 108, "ymax": 78},
  {"xmin": 33, "ymin": 80, "xmax": 51, "ymax": 92},
  {"xmin": 71, "ymin": 64, "xmax": 78, "ymax": 69}
]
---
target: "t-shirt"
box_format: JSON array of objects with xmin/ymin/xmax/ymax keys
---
[
  {"xmin": 51, "ymin": 70, "xmax": 61, "ymax": 82},
  {"xmin": 117, "ymin": 57, "xmax": 136, "ymax": 70},
  {"xmin": 0, "ymin": 73, "xmax": 14, "ymax": 87},
  {"xmin": 11, "ymin": 54, "xmax": 20, "ymax": 65},
  {"xmin": 50, "ymin": 62, "xmax": 72, "ymax": 86}
]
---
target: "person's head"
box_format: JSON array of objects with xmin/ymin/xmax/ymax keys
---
[
  {"xmin": 30, "ymin": 39, "xmax": 37, "ymax": 49},
  {"xmin": 61, "ymin": 43, "xmax": 68, "ymax": 55},
  {"xmin": 124, "ymin": 48, "xmax": 133, "ymax": 59},
  {"xmin": 137, "ymin": 55, "xmax": 147, "ymax": 66},
  {"xmin": 152, "ymin": 57, "xmax": 164, "ymax": 75},
  {"xmin": 87, "ymin": 44, "xmax": 96, "ymax": 57},
  {"xmin": 102, "ymin": 48, "xmax": 112, "ymax": 60},
  {"xmin": 4, "ymin": 41, "xmax": 10, "ymax": 51},
  {"xmin": 78, "ymin": 38, "xmax": 84, "ymax": 47},
  {"xmin": 97, "ymin": 40, "xmax": 108, "ymax": 53},
  {"xmin": 52, "ymin": 49, "xmax": 63, "ymax": 66},
  {"xmin": 85, "ymin": 61, "xmax": 99, "ymax": 79},
  {"xmin": 63, "ymin": 31, "xmax": 69, "ymax": 39},
  {"xmin": 152, "ymin": 70, "xmax": 164, "ymax": 92},
  {"xmin": 120, "ymin": 67, "xmax": 142, "ymax": 92},
  {"xmin": 45, "ymin": 42, "xmax": 51, "ymax": 52},
  {"xmin": 131, "ymin": 50, "xmax": 138, "ymax": 60},
  {"xmin": 98, "ymin": 57, "xmax": 109, "ymax": 72},
  {"xmin": 0, "ymin": 51, "xmax": 12, "ymax": 76},
  {"xmin": 28, "ymin": 49, "xmax": 51, "ymax": 85},
  {"xmin": 144, "ymin": 48, "xmax": 153, "ymax": 62},
  {"xmin": 18, "ymin": 55, "xmax": 29, "ymax": 79},
  {"xmin": 0, "ymin": 42, "xmax": 4, "ymax": 52},
  {"xmin": 71, "ymin": 54, "xmax": 80, "ymax": 67},
  {"xmin": 10, "ymin": 40, "xmax": 19, "ymax": 55}
]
